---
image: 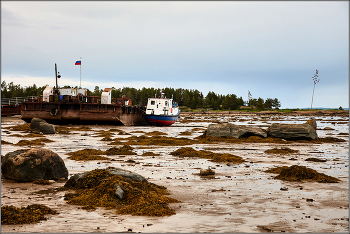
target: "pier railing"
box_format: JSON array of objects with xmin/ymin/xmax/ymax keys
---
[{"xmin": 1, "ymin": 96, "xmax": 38, "ymax": 106}]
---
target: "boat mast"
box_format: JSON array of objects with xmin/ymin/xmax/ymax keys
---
[{"xmin": 55, "ymin": 63, "xmax": 61, "ymax": 94}]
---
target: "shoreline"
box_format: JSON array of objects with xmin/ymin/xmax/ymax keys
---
[{"xmin": 181, "ymin": 110, "xmax": 349, "ymax": 116}]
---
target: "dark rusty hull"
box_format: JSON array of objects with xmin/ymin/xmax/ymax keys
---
[
  {"xmin": 1, "ymin": 104, "xmax": 22, "ymax": 116},
  {"xmin": 21, "ymin": 101, "xmax": 149, "ymax": 126}
]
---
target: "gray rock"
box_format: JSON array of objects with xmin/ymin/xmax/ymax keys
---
[
  {"xmin": 30, "ymin": 118, "xmax": 55, "ymax": 134},
  {"xmin": 67, "ymin": 167, "xmax": 147, "ymax": 188},
  {"xmin": 206, "ymin": 123, "xmax": 267, "ymax": 139},
  {"xmin": 268, "ymin": 123, "xmax": 318, "ymax": 140},
  {"xmin": 1, "ymin": 148, "xmax": 68, "ymax": 182},
  {"xmin": 107, "ymin": 167, "xmax": 147, "ymax": 182},
  {"xmin": 114, "ymin": 183, "xmax": 124, "ymax": 200}
]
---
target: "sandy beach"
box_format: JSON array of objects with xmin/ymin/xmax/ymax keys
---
[{"xmin": 1, "ymin": 113, "xmax": 349, "ymax": 233}]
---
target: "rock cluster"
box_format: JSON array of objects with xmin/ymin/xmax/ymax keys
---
[{"xmin": 206, "ymin": 119, "xmax": 318, "ymax": 140}]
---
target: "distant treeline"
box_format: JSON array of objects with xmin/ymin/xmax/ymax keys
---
[{"xmin": 1, "ymin": 81, "xmax": 281, "ymax": 110}]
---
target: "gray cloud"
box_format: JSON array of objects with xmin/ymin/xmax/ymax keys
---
[{"xmin": 1, "ymin": 1, "xmax": 348, "ymax": 108}]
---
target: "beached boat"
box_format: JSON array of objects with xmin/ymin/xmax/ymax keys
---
[
  {"xmin": 20, "ymin": 86, "xmax": 148, "ymax": 126},
  {"xmin": 143, "ymin": 92, "xmax": 180, "ymax": 126}
]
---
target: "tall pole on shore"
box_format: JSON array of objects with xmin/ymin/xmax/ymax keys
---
[
  {"xmin": 310, "ymin": 69, "xmax": 319, "ymax": 110},
  {"xmin": 80, "ymin": 57, "xmax": 82, "ymax": 88},
  {"xmin": 55, "ymin": 63, "xmax": 58, "ymax": 89}
]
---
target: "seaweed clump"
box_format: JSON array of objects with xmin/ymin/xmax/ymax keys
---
[
  {"xmin": 33, "ymin": 179, "xmax": 53, "ymax": 185},
  {"xmin": 67, "ymin": 149, "xmax": 109, "ymax": 161},
  {"xmin": 179, "ymin": 131, "xmax": 192, "ymax": 136},
  {"xmin": 67, "ymin": 144, "xmax": 136, "ymax": 161},
  {"xmin": 264, "ymin": 147, "xmax": 299, "ymax": 154},
  {"xmin": 146, "ymin": 131, "xmax": 167, "ymax": 136},
  {"xmin": 142, "ymin": 151, "xmax": 161, "ymax": 157},
  {"xmin": 170, "ymin": 147, "xmax": 245, "ymax": 164},
  {"xmin": 61, "ymin": 169, "xmax": 179, "ymax": 216},
  {"xmin": 265, "ymin": 165, "xmax": 340, "ymax": 183},
  {"xmin": 95, "ymin": 130, "xmax": 114, "ymax": 139},
  {"xmin": 4, "ymin": 123, "xmax": 31, "ymax": 132},
  {"xmin": 1, "ymin": 204, "xmax": 57, "ymax": 225},
  {"xmin": 126, "ymin": 135, "xmax": 195, "ymax": 146},
  {"xmin": 108, "ymin": 138, "xmax": 124, "ymax": 145},
  {"xmin": 305, "ymin": 158, "xmax": 327, "ymax": 162},
  {"xmin": 55, "ymin": 126, "xmax": 71, "ymax": 135},
  {"xmin": 15, "ymin": 138, "xmax": 54, "ymax": 146},
  {"xmin": 105, "ymin": 144, "xmax": 136, "ymax": 155}
]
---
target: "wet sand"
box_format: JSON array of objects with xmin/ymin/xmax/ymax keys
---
[{"xmin": 1, "ymin": 114, "xmax": 349, "ymax": 233}]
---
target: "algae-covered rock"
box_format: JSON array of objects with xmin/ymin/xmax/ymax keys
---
[
  {"xmin": 206, "ymin": 123, "xmax": 267, "ymax": 139},
  {"xmin": 66, "ymin": 167, "xmax": 146, "ymax": 187},
  {"xmin": 62, "ymin": 168, "xmax": 179, "ymax": 216},
  {"xmin": 1, "ymin": 148, "xmax": 68, "ymax": 182}
]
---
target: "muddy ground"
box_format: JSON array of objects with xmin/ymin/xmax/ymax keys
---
[{"xmin": 1, "ymin": 113, "xmax": 349, "ymax": 233}]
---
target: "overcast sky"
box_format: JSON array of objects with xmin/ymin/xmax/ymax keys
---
[{"xmin": 1, "ymin": 1, "xmax": 349, "ymax": 108}]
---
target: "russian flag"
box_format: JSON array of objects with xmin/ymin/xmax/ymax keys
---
[{"xmin": 75, "ymin": 60, "xmax": 81, "ymax": 65}]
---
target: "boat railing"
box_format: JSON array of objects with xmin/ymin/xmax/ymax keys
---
[{"xmin": 1, "ymin": 96, "xmax": 38, "ymax": 106}]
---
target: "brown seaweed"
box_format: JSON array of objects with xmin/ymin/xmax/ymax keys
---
[
  {"xmin": 1, "ymin": 204, "xmax": 57, "ymax": 225},
  {"xmin": 15, "ymin": 138, "xmax": 54, "ymax": 146},
  {"xmin": 265, "ymin": 165, "xmax": 340, "ymax": 183},
  {"xmin": 170, "ymin": 147, "xmax": 245, "ymax": 164},
  {"xmin": 61, "ymin": 169, "xmax": 179, "ymax": 216},
  {"xmin": 264, "ymin": 147, "xmax": 299, "ymax": 154}
]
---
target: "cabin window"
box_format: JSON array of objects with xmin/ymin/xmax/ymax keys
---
[
  {"xmin": 151, "ymin": 101, "xmax": 155, "ymax": 105},
  {"xmin": 165, "ymin": 101, "xmax": 168, "ymax": 106}
]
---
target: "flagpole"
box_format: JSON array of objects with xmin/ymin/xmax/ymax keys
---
[{"xmin": 80, "ymin": 57, "xmax": 82, "ymax": 88}]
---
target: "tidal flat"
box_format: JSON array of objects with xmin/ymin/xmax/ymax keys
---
[{"xmin": 1, "ymin": 113, "xmax": 349, "ymax": 233}]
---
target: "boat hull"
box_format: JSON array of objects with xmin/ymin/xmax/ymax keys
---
[
  {"xmin": 20, "ymin": 101, "xmax": 149, "ymax": 126},
  {"xmin": 143, "ymin": 114, "xmax": 180, "ymax": 126}
]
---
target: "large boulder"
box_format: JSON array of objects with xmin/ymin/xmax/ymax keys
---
[
  {"xmin": 268, "ymin": 122, "xmax": 318, "ymax": 140},
  {"xmin": 1, "ymin": 148, "xmax": 68, "ymax": 182},
  {"xmin": 206, "ymin": 123, "xmax": 267, "ymax": 139},
  {"xmin": 30, "ymin": 118, "xmax": 55, "ymax": 134}
]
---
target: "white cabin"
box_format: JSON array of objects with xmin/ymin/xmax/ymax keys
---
[
  {"xmin": 43, "ymin": 86, "xmax": 54, "ymax": 102},
  {"xmin": 57, "ymin": 88, "xmax": 87, "ymax": 96},
  {"xmin": 145, "ymin": 98, "xmax": 179, "ymax": 116},
  {"xmin": 76, "ymin": 88, "xmax": 87, "ymax": 96},
  {"xmin": 101, "ymin": 88, "xmax": 112, "ymax": 104}
]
